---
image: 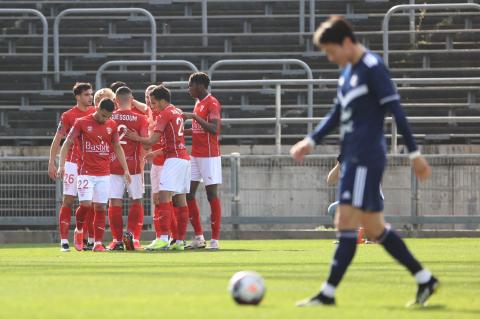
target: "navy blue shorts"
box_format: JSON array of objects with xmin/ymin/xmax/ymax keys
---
[{"xmin": 338, "ymin": 158, "xmax": 385, "ymax": 212}]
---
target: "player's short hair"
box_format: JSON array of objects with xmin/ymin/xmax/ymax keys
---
[
  {"xmin": 189, "ymin": 72, "xmax": 210, "ymax": 88},
  {"xmin": 145, "ymin": 84, "xmax": 157, "ymax": 94},
  {"xmin": 110, "ymin": 81, "xmax": 127, "ymax": 93},
  {"xmin": 313, "ymin": 16, "xmax": 357, "ymax": 46},
  {"xmin": 150, "ymin": 85, "xmax": 171, "ymax": 103},
  {"xmin": 94, "ymin": 88, "xmax": 114, "ymax": 106},
  {"xmin": 99, "ymin": 98, "xmax": 115, "ymax": 112},
  {"xmin": 115, "ymin": 86, "xmax": 132, "ymax": 97},
  {"xmin": 73, "ymin": 82, "xmax": 92, "ymax": 96}
]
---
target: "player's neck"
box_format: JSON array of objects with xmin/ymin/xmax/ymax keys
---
[
  {"xmin": 119, "ymin": 105, "xmax": 131, "ymax": 111},
  {"xmin": 76, "ymin": 103, "xmax": 90, "ymax": 112},
  {"xmin": 350, "ymin": 44, "xmax": 366, "ymax": 66},
  {"xmin": 198, "ymin": 91, "xmax": 209, "ymax": 101}
]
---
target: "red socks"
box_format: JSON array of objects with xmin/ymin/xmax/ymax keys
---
[
  {"xmin": 75, "ymin": 205, "xmax": 90, "ymax": 232},
  {"xmin": 209, "ymin": 198, "xmax": 222, "ymax": 240},
  {"xmin": 127, "ymin": 203, "xmax": 144, "ymax": 240},
  {"xmin": 187, "ymin": 199, "xmax": 203, "ymax": 236},
  {"xmin": 176, "ymin": 206, "xmax": 189, "ymax": 241},
  {"xmin": 108, "ymin": 206, "xmax": 123, "ymax": 241},
  {"xmin": 85, "ymin": 207, "xmax": 95, "ymax": 239},
  {"xmin": 59, "ymin": 206, "xmax": 72, "ymax": 240},
  {"xmin": 154, "ymin": 202, "xmax": 172, "ymax": 237},
  {"xmin": 94, "ymin": 208, "xmax": 107, "ymax": 243},
  {"xmin": 171, "ymin": 204, "xmax": 179, "ymax": 239}
]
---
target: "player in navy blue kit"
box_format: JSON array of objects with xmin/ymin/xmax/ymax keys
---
[{"xmin": 291, "ymin": 16, "xmax": 439, "ymax": 307}]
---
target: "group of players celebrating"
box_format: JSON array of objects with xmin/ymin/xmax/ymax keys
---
[{"xmin": 48, "ymin": 72, "xmax": 223, "ymax": 253}]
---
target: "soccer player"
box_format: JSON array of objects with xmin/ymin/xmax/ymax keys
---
[
  {"xmin": 183, "ymin": 72, "xmax": 222, "ymax": 250},
  {"xmin": 57, "ymin": 98, "xmax": 131, "ymax": 252},
  {"xmin": 74, "ymin": 87, "xmax": 117, "ymax": 250},
  {"xmin": 291, "ymin": 16, "xmax": 439, "ymax": 307},
  {"xmin": 142, "ymin": 85, "xmax": 180, "ymax": 246},
  {"xmin": 107, "ymin": 86, "xmax": 149, "ymax": 251},
  {"xmin": 110, "ymin": 81, "xmax": 151, "ymax": 116},
  {"xmin": 48, "ymin": 82, "xmax": 94, "ymax": 252},
  {"xmin": 126, "ymin": 85, "xmax": 191, "ymax": 251}
]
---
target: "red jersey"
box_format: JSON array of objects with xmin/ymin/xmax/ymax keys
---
[
  {"xmin": 57, "ymin": 105, "xmax": 95, "ymax": 163},
  {"xmin": 154, "ymin": 105, "xmax": 190, "ymax": 160},
  {"xmin": 151, "ymin": 109, "xmax": 166, "ymax": 166},
  {"xmin": 110, "ymin": 109, "xmax": 148, "ymax": 175},
  {"xmin": 191, "ymin": 94, "xmax": 221, "ymax": 157},
  {"xmin": 67, "ymin": 114, "xmax": 119, "ymax": 176}
]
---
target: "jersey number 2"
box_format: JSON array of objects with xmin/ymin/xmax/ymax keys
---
[{"xmin": 176, "ymin": 118, "xmax": 184, "ymax": 137}]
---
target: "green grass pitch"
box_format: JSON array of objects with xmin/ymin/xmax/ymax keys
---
[{"xmin": 0, "ymin": 239, "xmax": 479, "ymax": 319}]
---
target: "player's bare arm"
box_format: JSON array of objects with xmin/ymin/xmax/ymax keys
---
[
  {"xmin": 113, "ymin": 141, "xmax": 132, "ymax": 185},
  {"xmin": 326, "ymin": 161, "xmax": 341, "ymax": 186},
  {"xmin": 48, "ymin": 132, "xmax": 64, "ymax": 180},
  {"xmin": 144, "ymin": 149, "xmax": 164, "ymax": 162},
  {"xmin": 56, "ymin": 136, "xmax": 73, "ymax": 179},
  {"xmin": 132, "ymin": 99, "xmax": 148, "ymax": 113},
  {"xmin": 126, "ymin": 129, "xmax": 160, "ymax": 148},
  {"xmin": 184, "ymin": 112, "xmax": 219, "ymax": 135}
]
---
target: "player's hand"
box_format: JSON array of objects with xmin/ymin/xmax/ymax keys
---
[
  {"xmin": 183, "ymin": 112, "xmax": 195, "ymax": 120},
  {"xmin": 125, "ymin": 129, "xmax": 140, "ymax": 141},
  {"xmin": 290, "ymin": 138, "xmax": 314, "ymax": 163},
  {"xmin": 48, "ymin": 161, "xmax": 57, "ymax": 181},
  {"xmin": 152, "ymin": 192, "xmax": 160, "ymax": 205},
  {"xmin": 144, "ymin": 152, "xmax": 155, "ymax": 162},
  {"xmin": 124, "ymin": 172, "xmax": 132, "ymax": 186},
  {"xmin": 56, "ymin": 166, "xmax": 65, "ymax": 180},
  {"xmin": 412, "ymin": 156, "xmax": 431, "ymax": 182}
]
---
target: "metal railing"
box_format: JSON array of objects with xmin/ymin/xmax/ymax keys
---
[
  {"xmin": 382, "ymin": 3, "xmax": 480, "ymax": 154},
  {"xmin": 53, "ymin": 8, "xmax": 157, "ymax": 83},
  {"xmin": 382, "ymin": 3, "xmax": 480, "ymax": 67},
  {"xmin": 0, "ymin": 9, "xmax": 48, "ymax": 74},
  {"xmin": 1, "ymin": 155, "xmax": 479, "ymax": 229},
  {"xmin": 95, "ymin": 60, "xmax": 199, "ymax": 89},
  {"xmin": 161, "ymin": 77, "xmax": 480, "ymax": 154},
  {"xmin": 207, "ymin": 59, "xmax": 314, "ymax": 131}
]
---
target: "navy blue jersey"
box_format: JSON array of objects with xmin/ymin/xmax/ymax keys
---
[{"xmin": 309, "ymin": 51, "xmax": 417, "ymax": 162}]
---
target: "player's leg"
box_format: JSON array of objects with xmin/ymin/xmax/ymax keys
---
[
  {"xmin": 84, "ymin": 207, "xmax": 95, "ymax": 250},
  {"xmin": 205, "ymin": 184, "xmax": 221, "ymax": 249},
  {"xmin": 107, "ymin": 174, "xmax": 126, "ymax": 251},
  {"xmin": 91, "ymin": 175, "xmax": 111, "ymax": 252},
  {"xmin": 298, "ymin": 161, "xmax": 363, "ymax": 306},
  {"xmin": 186, "ymin": 181, "xmax": 206, "ymax": 248},
  {"xmin": 59, "ymin": 195, "xmax": 75, "ymax": 252},
  {"xmin": 204, "ymin": 156, "xmax": 223, "ymax": 249},
  {"xmin": 186, "ymin": 156, "xmax": 204, "ymax": 244},
  {"xmin": 125, "ymin": 174, "xmax": 145, "ymax": 250},
  {"xmin": 74, "ymin": 174, "xmax": 96, "ymax": 251},
  {"xmin": 170, "ymin": 200, "xmax": 179, "ymax": 244},
  {"xmin": 58, "ymin": 161, "xmax": 78, "ymax": 252},
  {"xmin": 170, "ymin": 194, "xmax": 189, "ymax": 251},
  {"xmin": 146, "ymin": 190, "xmax": 174, "ymax": 251},
  {"xmin": 147, "ymin": 164, "xmax": 165, "ymax": 249},
  {"xmin": 361, "ymin": 212, "xmax": 439, "ymax": 306},
  {"xmin": 168, "ymin": 158, "xmax": 191, "ymax": 251}
]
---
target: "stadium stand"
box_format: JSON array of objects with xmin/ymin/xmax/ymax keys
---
[{"xmin": 0, "ymin": 0, "xmax": 479, "ymax": 146}]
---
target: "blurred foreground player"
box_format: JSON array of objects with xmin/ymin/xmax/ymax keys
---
[{"xmin": 291, "ymin": 16, "xmax": 439, "ymax": 307}]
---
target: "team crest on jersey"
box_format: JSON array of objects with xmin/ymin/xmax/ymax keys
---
[
  {"xmin": 106, "ymin": 127, "xmax": 112, "ymax": 135},
  {"xmin": 350, "ymin": 74, "xmax": 358, "ymax": 87},
  {"xmin": 338, "ymin": 76, "xmax": 345, "ymax": 86},
  {"xmin": 87, "ymin": 126, "xmax": 93, "ymax": 133},
  {"xmin": 200, "ymin": 104, "xmax": 205, "ymax": 112}
]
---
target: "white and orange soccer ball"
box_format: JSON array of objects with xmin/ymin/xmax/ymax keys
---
[{"xmin": 228, "ymin": 271, "xmax": 265, "ymax": 305}]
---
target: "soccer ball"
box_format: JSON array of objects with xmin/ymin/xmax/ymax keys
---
[{"xmin": 228, "ymin": 271, "xmax": 265, "ymax": 305}]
